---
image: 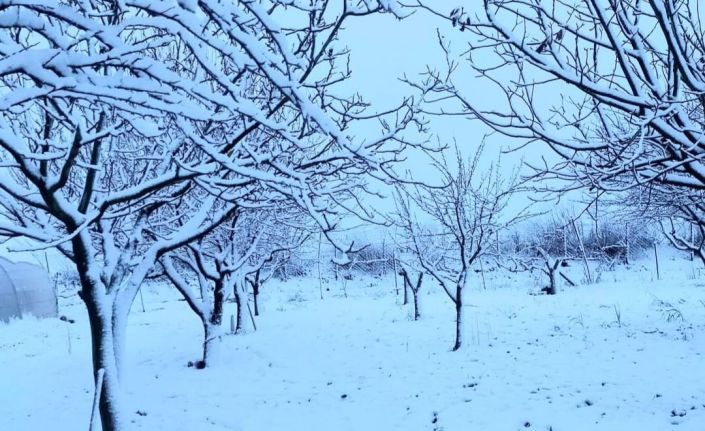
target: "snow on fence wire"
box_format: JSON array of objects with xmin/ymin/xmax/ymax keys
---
[
  {"xmin": 270, "ymin": 236, "xmax": 398, "ymax": 281},
  {"xmin": 45, "ymin": 220, "xmax": 665, "ymax": 309},
  {"xmin": 273, "ymin": 220, "xmax": 662, "ymax": 285}
]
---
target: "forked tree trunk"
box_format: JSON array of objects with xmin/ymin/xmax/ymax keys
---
[
  {"xmin": 545, "ymin": 269, "xmax": 557, "ymax": 295},
  {"xmin": 412, "ymin": 290, "xmax": 420, "ymax": 320},
  {"xmin": 82, "ymin": 285, "xmax": 126, "ymax": 431},
  {"xmin": 74, "ymin": 229, "xmax": 134, "ymax": 431},
  {"xmin": 401, "ymin": 270, "xmax": 423, "ymax": 321}
]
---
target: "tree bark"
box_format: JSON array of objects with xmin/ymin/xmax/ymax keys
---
[
  {"xmin": 452, "ymin": 283, "xmax": 463, "ymax": 351},
  {"xmin": 409, "ymin": 272, "xmax": 422, "ymax": 321},
  {"xmin": 546, "ymin": 269, "xmax": 557, "ymax": 295},
  {"xmin": 232, "ymin": 279, "xmax": 255, "ymax": 334},
  {"xmin": 201, "ymin": 321, "xmax": 226, "ymax": 366},
  {"xmin": 234, "ymin": 286, "xmax": 242, "ymax": 333},
  {"xmin": 252, "ymin": 286, "xmax": 259, "ymax": 316},
  {"xmin": 251, "ymin": 270, "xmax": 260, "ymax": 317},
  {"xmin": 202, "ymin": 322, "xmax": 212, "ymax": 366},
  {"xmin": 74, "ymin": 230, "xmax": 128, "ymax": 431},
  {"xmin": 402, "ymin": 276, "xmax": 408, "ymax": 305},
  {"xmin": 412, "ymin": 290, "xmax": 420, "ymax": 321},
  {"xmin": 211, "ymin": 279, "xmax": 224, "ymax": 326},
  {"xmin": 83, "ymin": 289, "xmax": 125, "ymax": 431},
  {"xmin": 697, "ymin": 249, "xmax": 705, "ymax": 268}
]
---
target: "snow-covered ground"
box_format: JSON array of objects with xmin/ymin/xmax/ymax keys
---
[{"xmin": 1, "ymin": 250, "xmax": 705, "ymax": 431}]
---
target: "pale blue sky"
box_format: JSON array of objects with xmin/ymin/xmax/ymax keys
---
[{"xmin": 337, "ymin": 5, "xmax": 570, "ymax": 218}]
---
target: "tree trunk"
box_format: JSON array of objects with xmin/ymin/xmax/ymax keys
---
[
  {"xmin": 252, "ymin": 270, "xmax": 260, "ymax": 317},
  {"xmin": 412, "ymin": 290, "xmax": 420, "ymax": 321},
  {"xmin": 403, "ymin": 278, "xmax": 408, "ymax": 305},
  {"xmin": 546, "ymin": 269, "xmax": 557, "ymax": 295},
  {"xmin": 201, "ymin": 321, "xmax": 226, "ymax": 367},
  {"xmin": 233, "ymin": 280, "xmax": 254, "ymax": 334},
  {"xmin": 411, "ymin": 272, "xmax": 423, "ymax": 321},
  {"xmin": 234, "ymin": 287, "xmax": 242, "ymax": 333},
  {"xmin": 83, "ymin": 290, "xmax": 125, "ymax": 431},
  {"xmin": 697, "ymin": 249, "xmax": 705, "ymax": 269},
  {"xmin": 253, "ymin": 287, "xmax": 259, "ymax": 316},
  {"xmin": 201, "ymin": 281, "xmax": 228, "ymax": 366},
  {"xmin": 452, "ymin": 282, "xmax": 463, "ymax": 351},
  {"xmin": 74, "ymin": 231, "xmax": 128, "ymax": 431},
  {"xmin": 572, "ymin": 219, "xmax": 592, "ymax": 283},
  {"xmin": 212, "ymin": 279, "xmax": 224, "ymax": 326}
]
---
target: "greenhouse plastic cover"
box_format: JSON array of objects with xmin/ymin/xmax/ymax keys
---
[{"xmin": 0, "ymin": 257, "xmax": 56, "ymax": 322}]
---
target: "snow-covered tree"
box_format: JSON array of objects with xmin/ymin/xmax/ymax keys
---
[
  {"xmin": 413, "ymin": 0, "xmax": 705, "ymax": 196},
  {"xmin": 161, "ymin": 206, "xmax": 310, "ymax": 366},
  {"xmin": 504, "ymin": 242, "xmax": 574, "ymax": 295},
  {"xmin": 395, "ymin": 147, "xmax": 524, "ymax": 350},
  {"xmin": 622, "ymin": 186, "xmax": 705, "ymax": 265},
  {"xmin": 397, "ymin": 263, "xmax": 423, "ymax": 320},
  {"xmin": 0, "ymin": 1, "xmax": 419, "ymax": 429}
]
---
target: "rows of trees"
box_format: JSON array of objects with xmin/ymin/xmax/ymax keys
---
[
  {"xmin": 2, "ymin": 0, "xmax": 703, "ymax": 429},
  {"xmin": 410, "ymin": 0, "xmax": 705, "ymax": 276},
  {"xmin": 0, "ymin": 1, "xmax": 424, "ymax": 429},
  {"xmin": 393, "ymin": 146, "xmax": 527, "ymax": 350}
]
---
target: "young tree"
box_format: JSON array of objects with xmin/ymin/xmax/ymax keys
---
[
  {"xmin": 504, "ymin": 241, "xmax": 574, "ymax": 295},
  {"xmin": 395, "ymin": 147, "xmax": 524, "ymax": 350},
  {"xmin": 398, "ymin": 264, "xmax": 424, "ymax": 320},
  {"xmin": 247, "ymin": 247, "xmax": 302, "ymax": 317},
  {"xmin": 524, "ymin": 217, "xmax": 581, "ymax": 293},
  {"xmin": 161, "ymin": 207, "xmax": 308, "ymax": 366}
]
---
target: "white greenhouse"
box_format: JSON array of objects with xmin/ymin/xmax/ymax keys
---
[{"xmin": 0, "ymin": 257, "xmax": 57, "ymax": 322}]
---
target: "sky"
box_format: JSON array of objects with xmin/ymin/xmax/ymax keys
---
[{"xmin": 337, "ymin": 3, "xmax": 571, "ymax": 218}]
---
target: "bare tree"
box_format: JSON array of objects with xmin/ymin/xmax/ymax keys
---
[
  {"xmin": 0, "ymin": 1, "xmax": 420, "ymax": 428},
  {"xmin": 622, "ymin": 186, "xmax": 705, "ymax": 264},
  {"xmin": 410, "ymin": 0, "xmax": 705, "ymax": 207},
  {"xmin": 228, "ymin": 210, "xmax": 310, "ymax": 335},
  {"xmin": 247, "ymin": 247, "xmax": 299, "ymax": 317},
  {"xmin": 504, "ymin": 242, "xmax": 574, "ymax": 295},
  {"xmin": 161, "ymin": 207, "xmax": 308, "ymax": 366},
  {"xmin": 395, "ymin": 146, "xmax": 525, "ymax": 350},
  {"xmin": 398, "ymin": 264, "xmax": 424, "ymax": 320},
  {"xmin": 662, "ymin": 216, "xmax": 705, "ymax": 265}
]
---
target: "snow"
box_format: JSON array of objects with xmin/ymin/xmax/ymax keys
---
[{"xmin": 1, "ymin": 249, "xmax": 704, "ymax": 430}]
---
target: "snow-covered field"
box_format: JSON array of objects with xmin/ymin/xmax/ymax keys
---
[{"xmin": 2, "ymin": 250, "xmax": 705, "ymax": 431}]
